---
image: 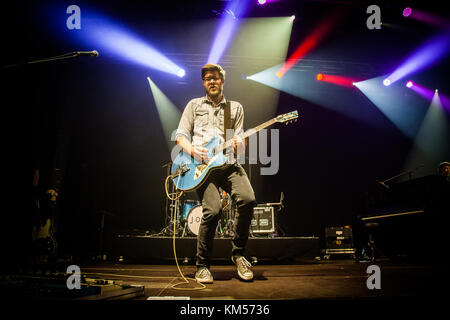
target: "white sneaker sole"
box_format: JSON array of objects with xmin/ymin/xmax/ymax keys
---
[
  {"xmin": 237, "ymin": 270, "xmax": 253, "ymax": 282},
  {"xmin": 195, "ymin": 278, "xmax": 213, "ymax": 284}
]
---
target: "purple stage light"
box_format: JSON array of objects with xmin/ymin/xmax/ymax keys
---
[
  {"xmin": 403, "ymin": 7, "xmax": 412, "ymax": 17},
  {"xmin": 383, "ymin": 79, "xmax": 391, "ymax": 86},
  {"xmin": 410, "ymin": 83, "xmax": 435, "ymax": 101},
  {"xmin": 410, "ymin": 84, "xmax": 449, "ymax": 112},
  {"xmin": 207, "ymin": 17, "xmax": 236, "ymax": 63},
  {"xmin": 406, "ymin": 81, "xmax": 414, "ymax": 88},
  {"xmin": 405, "ymin": 9, "xmax": 450, "ymax": 28},
  {"xmin": 439, "ymin": 93, "xmax": 450, "ymax": 112},
  {"xmin": 258, "ymin": 0, "xmax": 280, "ymax": 5},
  {"xmin": 385, "ymin": 30, "xmax": 450, "ymax": 85},
  {"xmin": 207, "ymin": 0, "xmax": 251, "ymax": 64}
]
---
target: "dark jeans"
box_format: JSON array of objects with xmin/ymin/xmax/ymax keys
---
[{"xmin": 196, "ymin": 163, "xmax": 256, "ymax": 269}]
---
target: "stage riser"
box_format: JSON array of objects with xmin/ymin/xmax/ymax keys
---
[{"xmin": 114, "ymin": 236, "xmax": 319, "ymax": 263}]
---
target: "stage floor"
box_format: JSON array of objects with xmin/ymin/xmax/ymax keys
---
[{"xmin": 77, "ymin": 259, "xmax": 442, "ymax": 300}]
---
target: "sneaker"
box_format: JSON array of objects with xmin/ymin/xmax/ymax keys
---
[
  {"xmin": 195, "ymin": 267, "xmax": 213, "ymax": 284},
  {"xmin": 232, "ymin": 256, "xmax": 254, "ymax": 281}
]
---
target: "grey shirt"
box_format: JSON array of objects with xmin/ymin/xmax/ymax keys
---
[{"xmin": 175, "ymin": 95, "xmax": 245, "ymax": 163}]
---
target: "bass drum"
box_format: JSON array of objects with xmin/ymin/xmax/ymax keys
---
[
  {"xmin": 186, "ymin": 205, "xmax": 203, "ymax": 236},
  {"xmin": 182, "ymin": 200, "xmax": 199, "ymax": 221}
]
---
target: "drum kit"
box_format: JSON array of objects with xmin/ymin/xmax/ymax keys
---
[
  {"xmin": 161, "ymin": 161, "xmax": 283, "ymax": 238},
  {"xmin": 166, "ymin": 190, "xmax": 236, "ymax": 238},
  {"xmin": 162, "ymin": 161, "xmax": 236, "ymax": 238}
]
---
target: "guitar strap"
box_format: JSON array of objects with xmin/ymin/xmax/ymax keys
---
[{"xmin": 224, "ymin": 100, "xmax": 232, "ymax": 141}]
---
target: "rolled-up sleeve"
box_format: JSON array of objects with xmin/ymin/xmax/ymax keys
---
[{"xmin": 175, "ymin": 100, "xmax": 194, "ymax": 141}]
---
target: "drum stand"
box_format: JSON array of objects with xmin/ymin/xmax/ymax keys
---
[
  {"xmin": 161, "ymin": 162, "xmax": 185, "ymax": 237},
  {"xmin": 161, "ymin": 199, "xmax": 184, "ymax": 237},
  {"xmin": 218, "ymin": 195, "xmax": 236, "ymax": 238},
  {"xmin": 181, "ymin": 218, "xmax": 189, "ymax": 237}
]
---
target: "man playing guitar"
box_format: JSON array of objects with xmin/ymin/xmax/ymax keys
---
[{"xmin": 175, "ymin": 63, "xmax": 256, "ymax": 283}]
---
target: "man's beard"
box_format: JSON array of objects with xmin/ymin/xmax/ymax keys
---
[{"xmin": 206, "ymin": 86, "xmax": 222, "ymax": 98}]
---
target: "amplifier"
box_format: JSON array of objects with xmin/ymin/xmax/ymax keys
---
[
  {"xmin": 325, "ymin": 226, "xmax": 354, "ymax": 250},
  {"xmin": 251, "ymin": 206, "xmax": 275, "ymax": 234}
]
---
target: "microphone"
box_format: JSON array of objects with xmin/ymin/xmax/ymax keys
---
[
  {"xmin": 376, "ymin": 180, "xmax": 389, "ymax": 189},
  {"xmin": 75, "ymin": 50, "xmax": 99, "ymax": 57}
]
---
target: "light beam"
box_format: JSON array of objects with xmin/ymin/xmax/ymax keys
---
[
  {"xmin": 147, "ymin": 77, "xmax": 182, "ymax": 152},
  {"xmin": 72, "ymin": 11, "xmax": 185, "ymax": 77},
  {"xmin": 384, "ymin": 31, "xmax": 450, "ymax": 85}
]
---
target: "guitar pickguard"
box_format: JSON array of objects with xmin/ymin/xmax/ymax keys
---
[{"xmin": 194, "ymin": 164, "xmax": 208, "ymax": 180}]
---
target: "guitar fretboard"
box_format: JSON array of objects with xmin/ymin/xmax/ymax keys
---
[{"xmin": 218, "ymin": 118, "xmax": 277, "ymax": 153}]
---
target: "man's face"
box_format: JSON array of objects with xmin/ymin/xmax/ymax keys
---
[
  {"xmin": 441, "ymin": 165, "xmax": 450, "ymax": 176},
  {"xmin": 202, "ymin": 70, "xmax": 224, "ymax": 99}
]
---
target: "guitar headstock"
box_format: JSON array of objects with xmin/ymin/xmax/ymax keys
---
[{"xmin": 276, "ymin": 110, "xmax": 299, "ymax": 125}]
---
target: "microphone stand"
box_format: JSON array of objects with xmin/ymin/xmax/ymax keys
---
[
  {"xmin": 376, "ymin": 165, "xmax": 424, "ymax": 188},
  {"xmin": 1, "ymin": 51, "xmax": 93, "ymax": 69},
  {"xmin": 2, "ymin": 49, "xmax": 98, "ymax": 259}
]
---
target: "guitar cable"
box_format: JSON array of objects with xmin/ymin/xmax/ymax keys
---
[
  {"xmin": 80, "ymin": 175, "xmax": 206, "ymax": 295},
  {"xmin": 164, "ymin": 174, "xmax": 206, "ymax": 291}
]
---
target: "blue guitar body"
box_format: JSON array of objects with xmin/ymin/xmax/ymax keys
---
[
  {"xmin": 171, "ymin": 136, "xmax": 227, "ymax": 191},
  {"xmin": 170, "ymin": 110, "xmax": 299, "ymax": 191}
]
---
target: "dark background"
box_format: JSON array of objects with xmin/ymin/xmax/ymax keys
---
[{"xmin": 1, "ymin": 0, "xmax": 448, "ymax": 263}]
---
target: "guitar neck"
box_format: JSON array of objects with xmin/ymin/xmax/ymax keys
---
[{"xmin": 219, "ymin": 118, "xmax": 277, "ymax": 153}]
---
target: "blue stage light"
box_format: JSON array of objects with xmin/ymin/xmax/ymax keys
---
[{"xmin": 72, "ymin": 11, "xmax": 185, "ymax": 77}]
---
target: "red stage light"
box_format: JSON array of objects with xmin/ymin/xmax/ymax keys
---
[
  {"xmin": 317, "ymin": 73, "xmax": 360, "ymax": 88},
  {"xmin": 276, "ymin": 10, "xmax": 344, "ymax": 78}
]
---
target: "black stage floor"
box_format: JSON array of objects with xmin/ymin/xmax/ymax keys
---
[
  {"xmin": 74, "ymin": 260, "xmax": 443, "ymax": 300},
  {"xmin": 2, "ymin": 259, "xmax": 445, "ymax": 301},
  {"xmin": 1, "ymin": 258, "xmax": 446, "ymax": 318},
  {"xmin": 1, "ymin": 236, "xmax": 446, "ymax": 316}
]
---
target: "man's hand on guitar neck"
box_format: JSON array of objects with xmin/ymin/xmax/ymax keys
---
[{"xmin": 233, "ymin": 135, "xmax": 246, "ymax": 156}]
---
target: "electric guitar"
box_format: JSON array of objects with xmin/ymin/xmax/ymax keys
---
[
  {"xmin": 171, "ymin": 110, "xmax": 299, "ymax": 191},
  {"xmin": 32, "ymin": 217, "xmax": 58, "ymax": 256},
  {"xmin": 31, "ymin": 189, "xmax": 58, "ymax": 256}
]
